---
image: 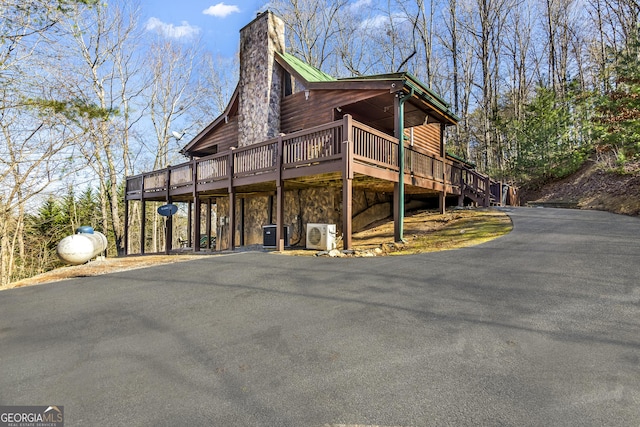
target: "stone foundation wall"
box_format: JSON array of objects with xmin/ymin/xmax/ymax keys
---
[{"xmin": 211, "ymin": 187, "xmax": 397, "ymax": 249}]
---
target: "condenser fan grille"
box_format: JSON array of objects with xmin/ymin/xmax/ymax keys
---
[{"xmin": 308, "ymin": 227, "xmax": 322, "ymax": 245}]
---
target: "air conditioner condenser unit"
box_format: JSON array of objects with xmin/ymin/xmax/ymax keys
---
[{"xmin": 306, "ymin": 223, "xmax": 337, "ymax": 250}]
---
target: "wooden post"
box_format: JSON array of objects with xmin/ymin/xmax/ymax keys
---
[
  {"xmin": 484, "ymin": 176, "xmax": 491, "ymax": 207},
  {"xmin": 124, "ymin": 198, "xmax": 129, "ymax": 255},
  {"xmin": 228, "ymin": 149, "xmax": 235, "ymax": 251},
  {"xmin": 440, "ymin": 123, "xmax": 447, "ymax": 214},
  {"xmin": 192, "ymin": 158, "xmax": 199, "ymax": 251},
  {"xmin": 206, "ymin": 198, "xmax": 212, "ymax": 250},
  {"xmin": 239, "ymin": 197, "xmax": 245, "ymax": 247},
  {"xmin": 165, "ymin": 168, "xmax": 172, "ymax": 255},
  {"xmin": 342, "ymin": 114, "xmax": 353, "ymax": 250},
  {"xmin": 194, "ymin": 198, "xmax": 201, "ymax": 252},
  {"xmin": 187, "ymin": 201, "xmax": 193, "ymax": 248},
  {"xmin": 139, "ymin": 177, "xmax": 145, "ymax": 255},
  {"xmin": 276, "ymin": 134, "xmax": 284, "ymax": 251},
  {"xmin": 140, "ymin": 200, "xmax": 146, "ymax": 255}
]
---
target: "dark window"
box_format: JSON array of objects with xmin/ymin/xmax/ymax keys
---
[{"xmin": 284, "ymin": 71, "xmax": 293, "ymax": 96}]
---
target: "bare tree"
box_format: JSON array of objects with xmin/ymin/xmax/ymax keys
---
[
  {"xmin": 269, "ymin": 0, "xmax": 350, "ymax": 70},
  {"xmin": 57, "ymin": 0, "xmax": 147, "ymax": 255},
  {"xmin": 0, "ymin": 0, "xmax": 95, "ymax": 287}
]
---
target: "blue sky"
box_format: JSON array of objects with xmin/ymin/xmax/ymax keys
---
[{"xmin": 140, "ymin": 1, "xmax": 269, "ymax": 57}]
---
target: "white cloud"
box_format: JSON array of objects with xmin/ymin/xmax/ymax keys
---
[
  {"xmin": 202, "ymin": 3, "xmax": 241, "ymax": 18},
  {"xmin": 359, "ymin": 13, "xmax": 407, "ymax": 30},
  {"xmin": 350, "ymin": 0, "xmax": 373, "ymax": 10},
  {"xmin": 145, "ymin": 17, "xmax": 200, "ymax": 39}
]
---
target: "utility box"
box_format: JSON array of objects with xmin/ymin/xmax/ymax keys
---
[{"xmin": 263, "ymin": 225, "xmax": 290, "ymax": 248}]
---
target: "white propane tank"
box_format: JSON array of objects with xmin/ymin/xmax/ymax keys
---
[{"xmin": 56, "ymin": 227, "xmax": 108, "ymax": 265}]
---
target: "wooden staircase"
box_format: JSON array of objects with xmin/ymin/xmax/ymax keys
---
[{"xmin": 461, "ymin": 167, "xmax": 499, "ymax": 207}]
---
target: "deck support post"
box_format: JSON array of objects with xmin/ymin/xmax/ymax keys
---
[
  {"xmin": 194, "ymin": 198, "xmax": 201, "ymax": 252},
  {"xmin": 439, "ymin": 191, "xmax": 446, "ymax": 215},
  {"xmin": 205, "ymin": 198, "xmax": 213, "ymax": 250},
  {"xmin": 228, "ymin": 191, "xmax": 235, "ymax": 250},
  {"xmin": 165, "ymin": 208, "xmax": 173, "ymax": 255},
  {"xmin": 394, "ymin": 90, "xmax": 413, "ymax": 243},
  {"xmin": 484, "ymin": 175, "xmax": 491, "ymax": 207},
  {"xmin": 187, "ymin": 201, "xmax": 193, "ymax": 248},
  {"xmin": 239, "ymin": 197, "xmax": 245, "ymax": 247},
  {"xmin": 440, "ymin": 123, "xmax": 447, "ymax": 215},
  {"xmin": 124, "ymin": 198, "xmax": 129, "ymax": 255},
  {"xmin": 140, "ymin": 200, "xmax": 146, "ymax": 255},
  {"xmin": 165, "ymin": 168, "xmax": 173, "ymax": 255},
  {"xmin": 275, "ymin": 135, "xmax": 285, "ymax": 251},
  {"xmin": 342, "ymin": 115, "xmax": 353, "ymax": 250}
]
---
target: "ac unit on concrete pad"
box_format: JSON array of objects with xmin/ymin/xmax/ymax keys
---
[
  {"xmin": 306, "ymin": 223, "xmax": 337, "ymax": 251},
  {"xmin": 263, "ymin": 225, "xmax": 290, "ymax": 248}
]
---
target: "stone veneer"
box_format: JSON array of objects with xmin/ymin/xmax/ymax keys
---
[
  {"xmin": 211, "ymin": 187, "xmax": 396, "ymax": 249},
  {"xmin": 238, "ymin": 11, "xmax": 285, "ymax": 147}
]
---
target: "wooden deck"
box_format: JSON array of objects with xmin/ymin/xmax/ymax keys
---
[{"xmin": 125, "ymin": 116, "xmax": 491, "ymax": 204}]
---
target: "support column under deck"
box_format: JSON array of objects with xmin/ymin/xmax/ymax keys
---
[
  {"xmin": 187, "ymin": 201, "xmax": 193, "ymax": 248},
  {"xmin": 194, "ymin": 197, "xmax": 201, "ymax": 252},
  {"xmin": 342, "ymin": 117, "xmax": 354, "ymax": 250},
  {"xmin": 205, "ymin": 198, "xmax": 213, "ymax": 250},
  {"xmin": 124, "ymin": 199, "xmax": 129, "ymax": 255},
  {"xmin": 275, "ymin": 135, "xmax": 285, "ymax": 251},
  {"xmin": 276, "ymin": 185, "xmax": 284, "ymax": 251},
  {"xmin": 228, "ymin": 191, "xmax": 235, "ymax": 251},
  {"xmin": 140, "ymin": 200, "xmax": 146, "ymax": 255},
  {"xmin": 342, "ymin": 178, "xmax": 352, "ymax": 250}
]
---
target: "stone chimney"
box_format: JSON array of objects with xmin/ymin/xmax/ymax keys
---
[{"xmin": 238, "ymin": 11, "xmax": 285, "ymax": 147}]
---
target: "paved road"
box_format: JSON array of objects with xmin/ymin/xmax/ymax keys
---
[{"xmin": 1, "ymin": 207, "xmax": 639, "ymax": 426}]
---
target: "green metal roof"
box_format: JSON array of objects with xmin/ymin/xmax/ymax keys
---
[
  {"xmin": 277, "ymin": 52, "xmax": 336, "ymax": 83},
  {"xmin": 277, "ymin": 52, "xmax": 459, "ymax": 124}
]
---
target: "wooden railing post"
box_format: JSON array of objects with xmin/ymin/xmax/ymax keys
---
[{"xmin": 484, "ymin": 175, "xmax": 491, "ymax": 207}]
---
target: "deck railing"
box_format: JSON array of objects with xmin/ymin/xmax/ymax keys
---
[
  {"xmin": 125, "ymin": 116, "xmax": 484, "ymax": 201},
  {"xmin": 197, "ymin": 153, "xmax": 228, "ymax": 182},
  {"xmin": 283, "ymin": 122, "xmax": 343, "ymax": 167},
  {"xmin": 352, "ymin": 122, "xmax": 398, "ymax": 170},
  {"xmin": 234, "ymin": 139, "xmax": 278, "ymax": 177}
]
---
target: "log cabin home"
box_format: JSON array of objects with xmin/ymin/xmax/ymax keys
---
[{"xmin": 124, "ymin": 11, "xmax": 500, "ymax": 254}]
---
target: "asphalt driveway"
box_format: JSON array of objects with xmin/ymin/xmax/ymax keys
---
[{"xmin": 1, "ymin": 207, "xmax": 639, "ymax": 426}]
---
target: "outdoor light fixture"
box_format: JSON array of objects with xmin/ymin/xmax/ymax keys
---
[{"xmin": 305, "ymin": 90, "xmax": 310, "ymax": 100}]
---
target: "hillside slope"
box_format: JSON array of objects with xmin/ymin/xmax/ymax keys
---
[{"xmin": 521, "ymin": 159, "xmax": 640, "ymax": 216}]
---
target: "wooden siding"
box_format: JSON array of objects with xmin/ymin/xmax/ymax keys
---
[
  {"xmin": 281, "ymin": 89, "xmax": 389, "ymax": 134},
  {"xmin": 406, "ymin": 123, "xmax": 441, "ymax": 156},
  {"xmin": 192, "ymin": 116, "xmax": 239, "ymax": 156}
]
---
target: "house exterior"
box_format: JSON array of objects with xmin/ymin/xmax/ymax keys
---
[{"xmin": 124, "ymin": 11, "xmax": 497, "ymax": 254}]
